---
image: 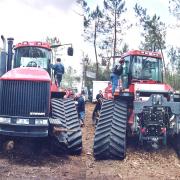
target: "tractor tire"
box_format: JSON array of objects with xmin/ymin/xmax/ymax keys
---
[
  {"xmin": 51, "ymin": 98, "xmax": 67, "ymax": 154},
  {"xmin": 64, "ymin": 98, "xmax": 82, "ymax": 155},
  {"xmin": 93, "ymin": 99, "xmax": 127, "ymax": 160}
]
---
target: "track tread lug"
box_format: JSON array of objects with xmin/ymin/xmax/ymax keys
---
[{"xmin": 93, "ymin": 99, "xmax": 127, "ymax": 160}]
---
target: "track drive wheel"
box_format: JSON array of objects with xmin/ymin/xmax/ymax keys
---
[{"xmin": 93, "ymin": 99, "xmax": 127, "ymax": 160}]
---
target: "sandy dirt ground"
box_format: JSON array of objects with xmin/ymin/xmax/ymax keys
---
[{"xmin": 0, "ymin": 103, "xmax": 180, "ymax": 180}]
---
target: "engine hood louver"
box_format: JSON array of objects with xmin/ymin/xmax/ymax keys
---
[{"xmin": 0, "ymin": 80, "xmax": 50, "ymax": 117}]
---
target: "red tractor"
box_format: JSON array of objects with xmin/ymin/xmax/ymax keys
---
[
  {"xmin": 0, "ymin": 36, "xmax": 82, "ymax": 154},
  {"xmin": 93, "ymin": 50, "xmax": 180, "ymax": 160}
]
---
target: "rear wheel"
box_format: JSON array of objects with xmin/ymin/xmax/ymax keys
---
[{"xmin": 93, "ymin": 99, "xmax": 127, "ymax": 160}]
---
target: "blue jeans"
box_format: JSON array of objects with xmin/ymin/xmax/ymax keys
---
[
  {"xmin": 78, "ymin": 111, "xmax": 85, "ymax": 122},
  {"xmin": 55, "ymin": 74, "xmax": 62, "ymax": 87},
  {"xmin": 110, "ymin": 73, "xmax": 119, "ymax": 95}
]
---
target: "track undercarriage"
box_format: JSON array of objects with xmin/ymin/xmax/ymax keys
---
[{"xmin": 93, "ymin": 93, "xmax": 180, "ymax": 160}]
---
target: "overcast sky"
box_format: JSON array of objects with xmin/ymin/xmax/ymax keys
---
[
  {"xmin": 0, "ymin": 0, "xmax": 84, "ymax": 72},
  {"xmin": 0, "ymin": 0, "xmax": 179, "ymax": 69}
]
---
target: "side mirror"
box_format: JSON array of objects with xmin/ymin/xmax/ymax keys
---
[{"xmin": 67, "ymin": 47, "xmax": 73, "ymax": 56}]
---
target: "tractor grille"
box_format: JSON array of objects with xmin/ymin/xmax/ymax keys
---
[{"xmin": 0, "ymin": 80, "xmax": 50, "ymax": 117}]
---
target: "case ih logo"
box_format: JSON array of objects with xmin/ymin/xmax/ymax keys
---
[{"xmin": 30, "ymin": 112, "xmax": 45, "ymax": 116}]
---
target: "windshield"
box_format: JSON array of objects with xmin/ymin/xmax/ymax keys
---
[
  {"xmin": 14, "ymin": 47, "xmax": 51, "ymax": 69},
  {"xmin": 131, "ymin": 56, "xmax": 163, "ymax": 82}
]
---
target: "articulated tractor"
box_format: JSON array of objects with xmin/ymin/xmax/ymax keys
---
[
  {"xmin": 93, "ymin": 50, "xmax": 180, "ymax": 160},
  {"xmin": 0, "ymin": 36, "xmax": 82, "ymax": 154}
]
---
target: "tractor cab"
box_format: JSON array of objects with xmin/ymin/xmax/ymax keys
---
[
  {"xmin": 13, "ymin": 41, "xmax": 73, "ymax": 74},
  {"xmin": 13, "ymin": 42, "xmax": 52, "ymax": 74},
  {"xmin": 121, "ymin": 50, "xmax": 163, "ymax": 89}
]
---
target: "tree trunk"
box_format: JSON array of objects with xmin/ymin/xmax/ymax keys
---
[
  {"xmin": 113, "ymin": 10, "xmax": 117, "ymax": 67},
  {"xmin": 94, "ymin": 22, "xmax": 99, "ymax": 80},
  {"xmin": 158, "ymin": 41, "xmax": 166, "ymax": 82}
]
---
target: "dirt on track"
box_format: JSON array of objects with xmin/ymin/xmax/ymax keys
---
[{"xmin": 0, "ymin": 103, "xmax": 180, "ymax": 180}]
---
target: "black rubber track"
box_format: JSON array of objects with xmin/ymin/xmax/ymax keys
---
[
  {"xmin": 51, "ymin": 98, "xmax": 82, "ymax": 155},
  {"xmin": 51, "ymin": 98, "xmax": 66, "ymax": 125},
  {"xmin": 93, "ymin": 99, "xmax": 127, "ymax": 160},
  {"xmin": 51, "ymin": 98, "xmax": 67, "ymax": 154},
  {"xmin": 64, "ymin": 98, "xmax": 82, "ymax": 155}
]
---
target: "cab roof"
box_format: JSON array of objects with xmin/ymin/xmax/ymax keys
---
[
  {"xmin": 15, "ymin": 41, "xmax": 51, "ymax": 50},
  {"xmin": 121, "ymin": 50, "xmax": 162, "ymax": 59}
]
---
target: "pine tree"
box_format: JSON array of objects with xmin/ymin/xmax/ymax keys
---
[
  {"xmin": 134, "ymin": 4, "xmax": 166, "ymax": 52},
  {"xmin": 169, "ymin": 0, "xmax": 180, "ymax": 20},
  {"xmin": 134, "ymin": 4, "xmax": 166, "ymax": 74},
  {"xmin": 84, "ymin": 3, "xmax": 104, "ymax": 80},
  {"xmin": 103, "ymin": 0, "xmax": 127, "ymax": 66}
]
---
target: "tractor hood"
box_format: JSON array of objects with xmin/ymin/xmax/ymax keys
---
[
  {"xmin": 0, "ymin": 67, "xmax": 51, "ymax": 82},
  {"xmin": 134, "ymin": 82, "xmax": 173, "ymax": 93}
]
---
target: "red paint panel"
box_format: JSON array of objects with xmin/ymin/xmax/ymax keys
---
[
  {"xmin": 0, "ymin": 67, "xmax": 51, "ymax": 82},
  {"xmin": 51, "ymin": 83, "xmax": 58, "ymax": 92}
]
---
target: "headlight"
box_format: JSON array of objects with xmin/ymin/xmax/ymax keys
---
[
  {"xmin": 0, "ymin": 117, "xmax": 11, "ymax": 124},
  {"xmin": 35, "ymin": 119, "xmax": 48, "ymax": 125},
  {"xmin": 16, "ymin": 119, "xmax": 29, "ymax": 125}
]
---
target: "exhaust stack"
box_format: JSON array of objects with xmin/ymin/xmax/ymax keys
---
[
  {"xmin": 1, "ymin": 35, "xmax": 6, "ymax": 51},
  {"xmin": 7, "ymin": 37, "xmax": 14, "ymax": 71},
  {"xmin": 0, "ymin": 35, "xmax": 7, "ymax": 76}
]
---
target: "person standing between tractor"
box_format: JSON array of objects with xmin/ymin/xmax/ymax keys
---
[
  {"xmin": 110, "ymin": 58, "xmax": 124, "ymax": 95},
  {"xmin": 51, "ymin": 58, "xmax": 65, "ymax": 87},
  {"xmin": 75, "ymin": 93, "xmax": 85, "ymax": 127},
  {"xmin": 92, "ymin": 90, "xmax": 103, "ymax": 125}
]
